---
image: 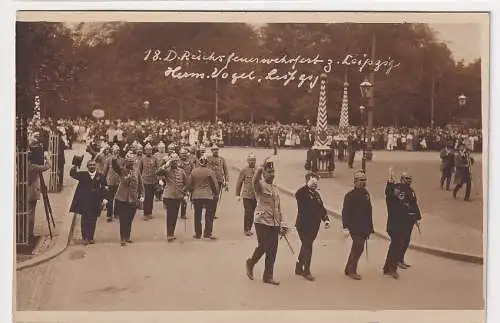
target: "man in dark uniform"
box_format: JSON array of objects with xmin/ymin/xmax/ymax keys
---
[
  {"xmin": 453, "ymin": 143, "xmax": 474, "ymax": 201},
  {"xmin": 294, "ymin": 172, "xmax": 330, "ymax": 281},
  {"xmin": 347, "ymin": 134, "xmax": 357, "ymax": 168},
  {"xmin": 341, "ymin": 170, "xmax": 374, "ymax": 280},
  {"xmin": 384, "ymin": 170, "xmax": 421, "ymax": 271},
  {"xmin": 439, "ymin": 143, "xmax": 455, "ymax": 190},
  {"xmin": 69, "ymin": 159, "xmax": 108, "ymax": 245}
]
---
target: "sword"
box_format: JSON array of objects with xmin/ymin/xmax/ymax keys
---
[{"xmin": 280, "ymin": 231, "xmax": 295, "ymax": 255}]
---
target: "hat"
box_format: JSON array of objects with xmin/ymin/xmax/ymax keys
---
[
  {"xmin": 305, "ymin": 172, "xmax": 319, "ymax": 181},
  {"xmin": 353, "ymin": 170, "xmax": 367, "ymax": 181},
  {"xmin": 211, "ymin": 144, "xmax": 219, "ymax": 150},
  {"xmin": 125, "ymin": 151, "xmax": 136, "ymax": 163}
]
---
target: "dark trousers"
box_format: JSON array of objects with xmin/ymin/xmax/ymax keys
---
[
  {"xmin": 143, "ymin": 184, "xmax": 155, "ymax": 216},
  {"xmin": 164, "ymin": 198, "xmax": 181, "ymax": 236},
  {"xmin": 345, "ymin": 234, "xmax": 366, "ymax": 274},
  {"xmin": 115, "ymin": 200, "xmax": 137, "ymax": 241},
  {"xmin": 80, "ymin": 211, "xmax": 98, "ymax": 241},
  {"xmin": 180, "ymin": 199, "xmax": 188, "ymax": 218},
  {"xmin": 454, "ymin": 169, "xmax": 472, "ymax": 200},
  {"xmin": 440, "ymin": 168, "xmax": 453, "ymax": 190},
  {"xmin": 348, "ymin": 151, "xmax": 355, "ymax": 168},
  {"xmin": 243, "ymin": 198, "xmax": 257, "ymax": 232},
  {"xmin": 383, "ymin": 231, "xmax": 404, "ymax": 273},
  {"xmin": 106, "ymin": 185, "xmax": 118, "ymax": 219},
  {"xmin": 58, "ymin": 163, "xmax": 65, "ymax": 189},
  {"xmin": 297, "ymin": 225, "xmax": 319, "ymax": 274},
  {"xmin": 249, "ymin": 223, "xmax": 280, "ymax": 280},
  {"xmin": 193, "ymin": 199, "xmax": 215, "ymax": 237},
  {"xmin": 400, "ymin": 225, "xmax": 414, "ymax": 263}
]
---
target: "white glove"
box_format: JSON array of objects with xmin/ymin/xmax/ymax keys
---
[
  {"xmin": 139, "ymin": 197, "xmax": 145, "ymax": 203},
  {"xmin": 159, "ymin": 180, "xmax": 164, "ymax": 186},
  {"xmin": 343, "ymin": 228, "xmax": 350, "ymax": 238},
  {"xmin": 324, "ymin": 220, "xmax": 330, "ymax": 229}
]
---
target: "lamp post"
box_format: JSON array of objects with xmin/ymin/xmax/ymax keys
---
[
  {"xmin": 359, "ymin": 77, "xmax": 373, "ymax": 172},
  {"xmin": 359, "ymin": 105, "xmax": 367, "ymax": 172}
]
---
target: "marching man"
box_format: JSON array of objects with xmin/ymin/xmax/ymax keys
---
[
  {"xmin": 245, "ymin": 156, "xmax": 289, "ymax": 286},
  {"xmin": 294, "ymin": 172, "xmax": 330, "ymax": 281},
  {"xmin": 207, "ymin": 145, "xmax": 229, "ymax": 219},
  {"xmin": 235, "ymin": 153, "xmax": 257, "ymax": 236},
  {"xmin": 341, "ymin": 170, "xmax": 374, "ymax": 280},
  {"xmin": 156, "ymin": 153, "xmax": 189, "ymax": 242}
]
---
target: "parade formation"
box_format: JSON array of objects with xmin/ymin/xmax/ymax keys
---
[{"xmin": 21, "ymin": 110, "xmax": 482, "ymax": 286}]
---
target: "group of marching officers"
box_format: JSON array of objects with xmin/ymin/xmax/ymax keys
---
[
  {"xmin": 70, "ymin": 139, "xmax": 228, "ymax": 246},
  {"xmin": 239, "ymin": 154, "xmax": 421, "ymax": 285},
  {"xmin": 69, "ymin": 134, "xmax": 421, "ymax": 285}
]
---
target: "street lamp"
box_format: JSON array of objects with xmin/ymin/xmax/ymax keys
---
[
  {"xmin": 458, "ymin": 94, "xmax": 467, "ymax": 107},
  {"xmin": 359, "ymin": 77, "xmax": 373, "ymax": 172},
  {"xmin": 359, "ymin": 105, "xmax": 367, "ymax": 172}
]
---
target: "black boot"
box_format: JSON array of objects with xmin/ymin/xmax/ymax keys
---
[
  {"xmin": 246, "ymin": 259, "xmax": 254, "ymax": 280},
  {"xmin": 295, "ymin": 262, "xmax": 305, "ymax": 276}
]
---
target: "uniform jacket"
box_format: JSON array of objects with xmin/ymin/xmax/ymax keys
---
[
  {"xmin": 69, "ymin": 167, "xmax": 107, "ymax": 216},
  {"xmin": 138, "ymin": 155, "xmax": 159, "ymax": 185},
  {"xmin": 341, "ymin": 187, "xmax": 374, "ymax": 236},
  {"xmin": 385, "ymin": 181, "xmax": 421, "ymax": 233},
  {"xmin": 157, "ymin": 165, "xmax": 188, "ymax": 199},
  {"xmin": 102, "ymin": 156, "xmax": 122, "ymax": 187},
  {"xmin": 112, "ymin": 159, "xmax": 144, "ymax": 204},
  {"xmin": 207, "ymin": 155, "xmax": 228, "ymax": 183},
  {"xmin": 235, "ymin": 166, "xmax": 256, "ymax": 199},
  {"xmin": 188, "ymin": 166, "xmax": 219, "ymax": 200},
  {"xmin": 295, "ymin": 185, "xmax": 328, "ymax": 231}
]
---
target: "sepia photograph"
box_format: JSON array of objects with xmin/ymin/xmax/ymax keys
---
[{"xmin": 13, "ymin": 10, "xmax": 488, "ymax": 322}]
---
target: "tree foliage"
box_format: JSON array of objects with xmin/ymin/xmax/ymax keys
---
[{"xmin": 16, "ymin": 21, "xmax": 482, "ymax": 127}]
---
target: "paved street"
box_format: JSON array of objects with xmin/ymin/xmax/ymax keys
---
[
  {"xmin": 223, "ymin": 147, "xmax": 484, "ymax": 257},
  {"xmin": 16, "ymin": 162, "xmax": 483, "ymax": 311}
]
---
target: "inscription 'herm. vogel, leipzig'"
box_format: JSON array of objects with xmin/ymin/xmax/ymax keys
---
[{"xmin": 144, "ymin": 49, "xmax": 401, "ymax": 89}]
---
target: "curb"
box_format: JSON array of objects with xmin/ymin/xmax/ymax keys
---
[
  {"xmin": 16, "ymin": 212, "xmax": 76, "ymax": 271},
  {"xmin": 230, "ymin": 165, "xmax": 484, "ymax": 265}
]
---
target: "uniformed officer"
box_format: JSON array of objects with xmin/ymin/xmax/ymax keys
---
[
  {"xmin": 347, "ymin": 134, "xmax": 357, "ymax": 168},
  {"xmin": 294, "ymin": 172, "xmax": 330, "ymax": 281},
  {"xmin": 179, "ymin": 148, "xmax": 195, "ymax": 219},
  {"xmin": 188, "ymin": 155, "xmax": 219, "ymax": 240},
  {"xmin": 157, "ymin": 153, "xmax": 189, "ymax": 242},
  {"xmin": 341, "ymin": 170, "xmax": 374, "ymax": 280},
  {"xmin": 245, "ymin": 157, "xmax": 289, "ymax": 286},
  {"xmin": 453, "ymin": 143, "xmax": 474, "ymax": 201},
  {"xmin": 384, "ymin": 170, "xmax": 421, "ymax": 271},
  {"xmin": 138, "ymin": 143, "xmax": 159, "ymax": 221},
  {"xmin": 235, "ymin": 153, "xmax": 257, "ymax": 236},
  {"xmin": 102, "ymin": 144, "xmax": 122, "ymax": 222},
  {"xmin": 439, "ymin": 143, "xmax": 455, "ymax": 190},
  {"xmin": 207, "ymin": 145, "xmax": 229, "ymax": 219}
]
